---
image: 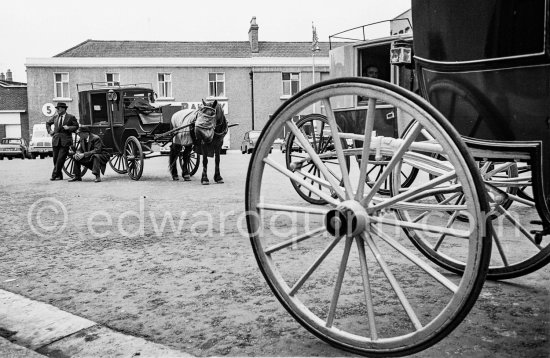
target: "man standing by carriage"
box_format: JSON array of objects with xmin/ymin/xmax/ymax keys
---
[
  {"xmin": 46, "ymin": 102, "xmax": 79, "ymax": 180},
  {"xmin": 68, "ymin": 127, "xmax": 110, "ymax": 182}
]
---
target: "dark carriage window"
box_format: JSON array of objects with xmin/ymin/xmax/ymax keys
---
[
  {"xmin": 91, "ymin": 93, "xmax": 109, "ymax": 124},
  {"xmin": 412, "ymin": 0, "xmax": 547, "ymax": 62}
]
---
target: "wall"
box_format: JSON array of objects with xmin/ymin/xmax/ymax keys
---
[{"xmin": 27, "ymin": 64, "xmax": 329, "ymax": 149}]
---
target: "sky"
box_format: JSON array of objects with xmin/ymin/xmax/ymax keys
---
[{"xmin": 1, "ymin": 0, "xmax": 411, "ymax": 82}]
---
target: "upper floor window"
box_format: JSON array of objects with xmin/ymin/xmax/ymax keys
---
[
  {"xmin": 106, "ymin": 73, "xmax": 120, "ymax": 86},
  {"xmin": 54, "ymin": 72, "xmax": 69, "ymax": 98},
  {"xmin": 158, "ymin": 73, "xmax": 172, "ymax": 98},
  {"xmin": 208, "ymin": 73, "xmax": 225, "ymax": 97},
  {"xmin": 282, "ymin": 72, "xmax": 300, "ymax": 96}
]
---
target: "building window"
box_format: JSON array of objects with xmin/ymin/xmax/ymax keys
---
[
  {"xmin": 106, "ymin": 73, "xmax": 120, "ymax": 86},
  {"xmin": 54, "ymin": 72, "xmax": 70, "ymax": 98},
  {"xmin": 208, "ymin": 73, "xmax": 225, "ymax": 97},
  {"xmin": 158, "ymin": 73, "xmax": 172, "ymax": 98},
  {"xmin": 282, "ymin": 72, "xmax": 300, "ymax": 96}
]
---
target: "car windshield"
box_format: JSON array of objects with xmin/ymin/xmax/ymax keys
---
[
  {"xmin": 1, "ymin": 139, "xmax": 20, "ymax": 145},
  {"xmin": 249, "ymin": 131, "xmax": 261, "ymax": 140}
]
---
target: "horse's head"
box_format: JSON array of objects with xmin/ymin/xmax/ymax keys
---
[{"xmin": 194, "ymin": 99, "xmax": 227, "ymax": 144}]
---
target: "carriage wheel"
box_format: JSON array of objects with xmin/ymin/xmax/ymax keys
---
[
  {"xmin": 124, "ymin": 136, "xmax": 144, "ymax": 180},
  {"xmin": 284, "ymin": 114, "xmax": 350, "ymax": 205},
  {"xmin": 245, "ymin": 78, "xmax": 491, "ymax": 356},
  {"xmin": 178, "ymin": 148, "xmax": 201, "ymax": 176},
  {"xmin": 398, "ymin": 157, "xmax": 550, "ymax": 280},
  {"xmin": 63, "ymin": 135, "xmax": 88, "ymax": 178},
  {"xmin": 109, "ymin": 153, "xmax": 128, "ymax": 174}
]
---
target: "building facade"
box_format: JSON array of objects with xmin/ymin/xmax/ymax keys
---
[
  {"xmin": 26, "ymin": 18, "xmax": 335, "ymax": 148},
  {"xmin": 0, "ymin": 70, "xmax": 29, "ymax": 141}
]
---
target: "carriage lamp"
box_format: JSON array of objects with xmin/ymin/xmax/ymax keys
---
[{"xmin": 390, "ymin": 41, "xmax": 412, "ymax": 65}]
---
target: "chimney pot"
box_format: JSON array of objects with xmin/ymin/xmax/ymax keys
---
[
  {"xmin": 6, "ymin": 69, "xmax": 12, "ymax": 81},
  {"xmin": 0, "ymin": 73, "xmax": 4, "ymax": 81},
  {"xmin": 248, "ymin": 16, "xmax": 259, "ymax": 53}
]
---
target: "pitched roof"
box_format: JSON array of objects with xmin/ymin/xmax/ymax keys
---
[{"xmin": 55, "ymin": 40, "xmax": 344, "ymax": 58}]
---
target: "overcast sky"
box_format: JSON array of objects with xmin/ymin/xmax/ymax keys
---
[{"xmin": 1, "ymin": 0, "xmax": 410, "ymax": 82}]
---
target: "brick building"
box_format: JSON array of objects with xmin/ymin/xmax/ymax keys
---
[
  {"xmin": 0, "ymin": 70, "xmax": 29, "ymax": 141},
  {"xmin": 26, "ymin": 18, "xmax": 336, "ymax": 148}
]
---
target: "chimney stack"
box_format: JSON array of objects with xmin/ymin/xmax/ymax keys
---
[
  {"xmin": 248, "ymin": 17, "xmax": 259, "ymax": 53},
  {"xmin": 6, "ymin": 69, "xmax": 12, "ymax": 81},
  {"xmin": 0, "ymin": 73, "xmax": 4, "ymax": 81}
]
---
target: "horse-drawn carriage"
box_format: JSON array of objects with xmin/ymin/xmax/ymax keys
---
[
  {"xmin": 246, "ymin": 0, "xmax": 549, "ymax": 355},
  {"xmin": 62, "ymin": 83, "xmax": 201, "ymax": 180}
]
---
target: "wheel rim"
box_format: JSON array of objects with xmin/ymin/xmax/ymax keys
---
[
  {"xmin": 124, "ymin": 137, "xmax": 144, "ymax": 180},
  {"xmin": 109, "ymin": 153, "xmax": 128, "ymax": 174},
  {"xmin": 245, "ymin": 79, "xmax": 491, "ymax": 355}
]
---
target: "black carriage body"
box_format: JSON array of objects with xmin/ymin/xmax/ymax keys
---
[
  {"xmin": 412, "ymin": 0, "xmax": 550, "ymax": 217},
  {"xmin": 78, "ymin": 85, "xmax": 173, "ymax": 153}
]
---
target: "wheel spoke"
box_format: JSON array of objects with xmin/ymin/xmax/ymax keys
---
[
  {"xmin": 369, "ymin": 214, "xmax": 470, "ymax": 238},
  {"xmin": 288, "ymin": 120, "xmax": 346, "ymax": 200},
  {"xmin": 289, "ymin": 235, "xmax": 344, "ymax": 296},
  {"xmin": 371, "ymin": 226, "xmax": 458, "ymax": 293},
  {"xmin": 265, "ymin": 227, "xmax": 326, "ymax": 254},
  {"xmin": 356, "ymin": 98, "xmax": 377, "ymax": 199},
  {"xmin": 326, "ymin": 236, "xmax": 353, "ymax": 327},
  {"xmin": 264, "ymin": 157, "xmax": 340, "ymax": 205},
  {"xmin": 257, "ymin": 202, "xmax": 328, "ymax": 215},
  {"xmin": 322, "ymin": 98, "xmax": 354, "ymax": 199},
  {"xmin": 363, "ymin": 122, "xmax": 422, "ymax": 203},
  {"xmin": 362, "ymin": 232, "xmax": 422, "ymax": 330},
  {"xmin": 490, "ymin": 223, "xmax": 509, "ymax": 267},
  {"xmin": 495, "ymin": 205, "xmax": 543, "ymax": 250},
  {"xmin": 368, "ymin": 171, "xmax": 457, "ymax": 213},
  {"xmin": 355, "ymin": 235, "xmax": 378, "ymax": 340},
  {"xmin": 433, "ymin": 195, "xmax": 466, "ymax": 251}
]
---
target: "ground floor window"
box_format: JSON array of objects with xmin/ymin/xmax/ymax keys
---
[
  {"xmin": 106, "ymin": 73, "xmax": 120, "ymax": 86},
  {"xmin": 209, "ymin": 73, "xmax": 225, "ymax": 97},
  {"xmin": 282, "ymin": 72, "xmax": 300, "ymax": 96},
  {"xmin": 54, "ymin": 72, "xmax": 70, "ymax": 98},
  {"xmin": 158, "ymin": 73, "xmax": 172, "ymax": 98}
]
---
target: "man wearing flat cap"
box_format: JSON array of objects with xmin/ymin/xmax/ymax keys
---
[
  {"xmin": 69, "ymin": 126, "xmax": 110, "ymax": 182},
  {"xmin": 46, "ymin": 102, "xmax": 79, "ymax": 180}
]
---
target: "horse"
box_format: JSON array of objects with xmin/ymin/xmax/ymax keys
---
[{"xmin": 169, "ymin": 99, "xmax": 228, "ymax": 185}]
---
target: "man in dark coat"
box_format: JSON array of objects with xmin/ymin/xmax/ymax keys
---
[
  {"xmin": 69, "ymin": 127, "xmax": 111, "ymax": 182},
  {"xmin": 46, "ymin": 102, "xmax": 79, "ymax": 180}
]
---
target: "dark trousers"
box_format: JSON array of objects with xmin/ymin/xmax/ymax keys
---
[
  {"xmin": 73, "ymin": 154, "xmax": 102, "ymax": 178},
  {"xmin": 52, "ymin": 145, "xmax": 69, "ymax": 178}
]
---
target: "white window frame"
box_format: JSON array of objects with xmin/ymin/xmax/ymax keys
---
[
  {"xmin": 281, "ymin": 72, "xmax": 300, "ymax": 98},
  {"xmin": 106, "ymin": 72, "xmax": 120, "ymax": 86},
  {"xmin": 208, "ymin": 72, "xmax": 226, "ymax": 98},
  {"xmin": 157, "ymin": 73, "xmax": 173, "ymax": 99},
  {"xmin": 54, "ymin": 72, "xmax": 70, "ymax": 99}
]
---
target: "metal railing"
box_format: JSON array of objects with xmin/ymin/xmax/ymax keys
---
[
  {"xmin": 329, "ymin": 18, "xmax": 413, "ymax": 49},
  {"xmin": 76, "ymin": 82, "xmax": 153, "ymax": 92}
]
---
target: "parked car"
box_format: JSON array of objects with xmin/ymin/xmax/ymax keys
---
[
  {"xmin": 29, "ymin": 123, "xmax": 53, "ymax": 159},
  {"xmin": 0, "ymin": 137, "xmax": 30, "ymax": 160},
  {"xmin": 241, "ymin": 130, "xmax": 272, "ymax": 154}
]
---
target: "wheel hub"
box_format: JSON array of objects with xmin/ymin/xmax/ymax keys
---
[{"xmin": 325, "ymin": 200, "xmax": 369, "ymax": 237}]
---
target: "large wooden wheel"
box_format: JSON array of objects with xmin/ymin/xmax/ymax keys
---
[
  {"xmin": 178, "ymin": 148, "xmax": 201, "ymax": 176},
  {"xmin": 245, "ymin": 78, "xmax": 491, "ymax": 356},
  {"xmin": 124, "ymin": 136, "xmax": 144, "ymax": 180},
  {"xmin": 109, "ymin": 153, "xmax": 127, "ymax": 174}
]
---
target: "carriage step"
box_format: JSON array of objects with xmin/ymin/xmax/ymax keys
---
[{"xmin": 529, "ymin": 220, "xmax": 549, "ymax": 245}]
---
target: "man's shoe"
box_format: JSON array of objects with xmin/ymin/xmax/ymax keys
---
[
  {"xmin": 172, "ymin": 176, "xmax": 180, "ymax": 181},
  {"xmin": 68, "ymin": 177, "xmax": 82, "ymax": 182},
  {"xmin": 183, "ymin": 174, "xmax": 191, "ymax": 181},
  {"xmin": 51, "ymin": 176, "xmax": 63, "ymax": 181},
  {"xmin": 94, "ymin": 175, "xmax": 101, "ymax": 183}
]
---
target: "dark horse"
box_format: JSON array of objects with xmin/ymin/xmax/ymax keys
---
[{"xmin": 169, "ymin": 99, "xmax": 228, "ymax": 184}]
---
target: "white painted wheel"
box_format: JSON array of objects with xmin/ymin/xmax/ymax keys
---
[{"xmin": 245, "ymin": 78, "xmax": 491, "ymax": 356}]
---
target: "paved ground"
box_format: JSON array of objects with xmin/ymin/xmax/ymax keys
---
[{"xmin": 0, "ymin": 151, "xmax": 548, "ymax": 357}]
